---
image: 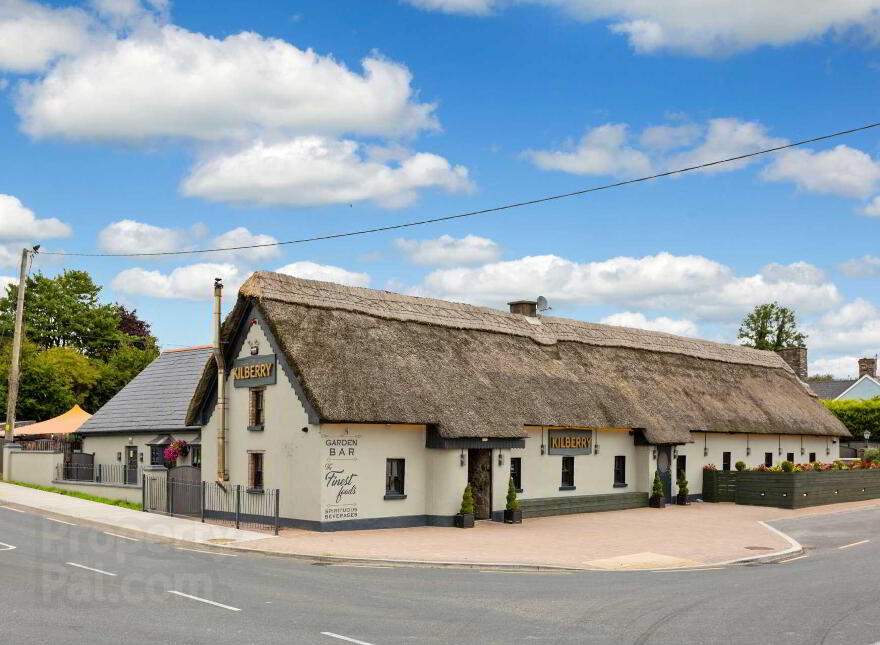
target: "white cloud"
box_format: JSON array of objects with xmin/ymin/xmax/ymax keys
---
[
  {"xmin": 98, "ymin": 219, "xmax": 184, "ymax": 254},
  {"xmin": 403, "ymin": 0, "xmax": 880, "ymax": 56},
  {"xmin": 863, "ymin": 196, "xmax": 880, "ymax": 217},
  {"xmin": 413, "ymin": 253, "xmax": 839, "ymax": 321},
  {"xmin": 275, "ymin": 261, "xmax": 370, "ymax": 288},
  {"xmin": 0, "ymin": 193, "xmax": 71, "ymax": 240},
  {"xmin": 760, "ymin": 261, "xmax": 825, "ymax": 285},
  {"xmin": 525, "ymin": 118, "xmax": 783, "ymax": 178},
  {"xmin": 600, "ymin": 311, "xmax": 698, "ymax": 337},
  {"xmin": 805, "ymin": 299, "xmax": 880, "ymax": 355},
  {"xmin": 839, "ymin": 255, "xmax": 880, "ymax": 277},
  {"xmin": 0, "ymin": 0, "xmax": 93, "ymax": 73},
  {"xmin": 809, "ymin": 356, "xmax": 861, "ymax": 380},
  {"xmin": 210, "ymin": 227, "xmax": 280, "ymax": 263},
  {"xmin": 403, "ymin": 0, "xmax": 494, "ymax": 14},
  {"xmin": 17, "ymin": 23, "xmax": 437, "ymax": 141},
  {"xmin": 818, "ymin": 298, "xmax": 878, "ymax": 329},
  {"xmin": 111, "ymin": 262, "xmax": 243, "ymax": 300},
  {"xmin": 763, "ymin": 145, "xmax": 880, "ymax": 199},
  {"xmin": 182, "ymin": 137, "xmax": 473, "ymax": 208},
  {"xmin": 394, "ymin": 234, "xmax": 501, "ymax": 266},
  {"xmin": 524, "ymin": 124, "xmax": 653, "ymax": 178},
  {"xmin": 0, "ymin": 275, "xmax": 16, "ymax": 293}
]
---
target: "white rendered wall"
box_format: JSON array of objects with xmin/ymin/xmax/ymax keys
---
[{"xmin": 81, "ymin": 432, "xmax": 200, "ymax": 471}]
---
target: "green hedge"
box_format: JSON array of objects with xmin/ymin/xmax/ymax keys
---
[{"xmin": 823, "ymin": 399, "xmax": 880, "ymax": 440}]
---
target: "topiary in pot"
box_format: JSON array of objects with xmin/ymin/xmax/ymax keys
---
[
  {"xmin": 504, "ymin": 477, "xmax": 522, "ymax": 524},
  {"xmin": 676, "ymin": 470, "xmax": 689, "ymax": 505},
  {"xmin": 780, "ymin": 460, "xmax": 794, "ymax": 472},
  {"xmin": 735, "ymin": 461, "xmax": 746, "ymax": 471},
  {"xmin": 649, "ymin": 471, "xmax": 666, "ymax": 508},
  {"xmin": 455, "ymin": 484, "xmax": 475, "ymax": 528}
]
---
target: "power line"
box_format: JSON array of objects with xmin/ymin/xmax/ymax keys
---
[{"xmin": 40, "ymin": 120, "xmax": 880, "ymax": 259}]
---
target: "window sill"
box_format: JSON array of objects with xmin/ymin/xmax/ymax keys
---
[
  {"xmin": 515, "ymin": 489, "xmax": 523, "ymax": 494},
  {"xmin": 613, "ymin": 482, "xmax": 628, "ymax": 488},
  {"xmin": 247, "ymin": 425, "xmax": 264, "ymax": 432},
  {"xmin": 383, "ymin": 493, "xmax": 407, "ymax": 500},
  {"xmin": 246, "ymin": 488, "xmax": 264, "ymax": 494},
  {"xmin": 559, "ymin": 485, "xmax": 576, "ymax": 491}
]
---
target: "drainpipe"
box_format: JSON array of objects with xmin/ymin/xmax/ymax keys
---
[{"xmin": 213, "ymin": 278, "xmax": 228, "ymax": 482}]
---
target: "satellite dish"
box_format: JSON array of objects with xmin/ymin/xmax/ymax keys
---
[{"xmin": 536, "ymin": 295, "xmax": 551, "ymax": 312}]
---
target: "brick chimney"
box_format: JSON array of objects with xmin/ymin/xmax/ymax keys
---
[
  {"xmin": 508, "ymin": 300, "xmax": 537, "ymax": 317},
  {"xmin": 859, "ymin": 357, "xmax": 877, "ymax": 379},
  {"xmin": 776, "ymin": 347, "xmax": 807, "ymax": 380}
]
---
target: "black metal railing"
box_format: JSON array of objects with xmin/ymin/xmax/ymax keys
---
[
  {"xmin": 56, "ymin": 462, "xmax": 141, "ymax": 486},
  {"xmin": 143, "ymin": 475, "xmax": 279, "ymax": 534}
]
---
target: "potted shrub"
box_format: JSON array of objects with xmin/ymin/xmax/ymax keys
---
[
  {"xmin": 504, "ymin": 477, "xmax": 521, "ymax": 524},
  {"xmin": 780, "ymin": 460, "xmax": 794, "ymax": 472},
  {"xmin": 676, "ymin": 470, "xmax": 689, "ymax": 505},
  {"xmin": 649, "ymin": 471, "xmax": 666, "ymax": 508},
  {"xmin": 455, "ymin": 484, "xmax": 475, "ymax": 528},
  {"xmin": 735, "ymin": 461, "xmax": 746, "ymax": 471}
]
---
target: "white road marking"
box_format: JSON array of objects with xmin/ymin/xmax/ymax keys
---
[
  {"xmin": 66, "ymin": 562, "xmax": 116, "ymax": 576},
  {"xmin": 46, "ymin": 518, "xmax": 74, "ymax": 526},
  {"xmin": 651, "ymin": 567, "xmax": 725, "ymax": 572},
  {"xmin": 0, "ymin": 506, "xmax": 25, "ymax": 513},
  {"xmin": 167, "ymin": 590, "xmax": 241, "ymax": 611},
  {"xmin": 321, "ymin": 633, "xmax": 376, "ymax": 645},
  {"xmin": 103, "ymin": 532, "xmax": 139, "ymax": 542},
  {"xmin": 478, "ymin": 570, "xmax": 571, "ymax": 574},
  {"xmin": 0, "ymin": 542, "xmax": 16, "ymax": 551},
  {"xmin": 779, "ymin": 555, "xmax": 808, "ymax": 563},
  {"xmin": 176, "ymin": 547, "xmax": 237, "ymax": 557},
  {"xmin": 838, "ymin": 539, "xmax": 870, "ymax": 550}
]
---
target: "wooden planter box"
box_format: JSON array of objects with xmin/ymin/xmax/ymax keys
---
[
  {"xmin": 735, "ymin": 470, "xmax": 880, "ymax": 509},
  {"xmin": 454, "ymin": 513, "xmax": 475, "ymax": 528},
  {"xmin": 504, "ymin": 509, "xmax": 522, "ymax": 524},
  {"xmin": 702, "ymin": 470, "xmax": 737, "ymax": 502}
]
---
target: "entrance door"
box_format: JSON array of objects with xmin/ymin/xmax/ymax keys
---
[
  {"xmin": 125, "ymin": 446, "xmax": 138, "ymax": 485},
  {"xmin": 657, "ymin": 446, "xmax": 672, "ymax": 502},
  {"xmin": 467, "ymin": 449, "xmax": 492, "ymax": 520}
]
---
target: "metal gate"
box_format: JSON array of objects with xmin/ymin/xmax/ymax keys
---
[{"xmin": 168, "ymin": 466, "xmax": 201, "ymax": 516}]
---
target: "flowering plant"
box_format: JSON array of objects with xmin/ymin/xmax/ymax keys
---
[
  {"xmin": 703, "ymin": 464, "xmax": 717, "ymax": 471},
  {"xmin": 163, "ymin": 440, "xmax": 189, "ymax": 463}
]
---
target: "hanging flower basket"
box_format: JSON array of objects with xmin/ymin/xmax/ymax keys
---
[{"xmin": 163, "ymin": 440, "xmax": 189, "ymax": 466}]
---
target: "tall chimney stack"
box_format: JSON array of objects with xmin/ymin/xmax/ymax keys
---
[
  {"xmin": 776, "ymin": 347, "xmax": 808, "ymax": 380},
  {"xmin": 858, "ymin": 357, "xmax": 877, "ymax": 379}
]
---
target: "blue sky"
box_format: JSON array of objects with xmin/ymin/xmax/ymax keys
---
[{"xmin": 2, "ymin": 0, "xmax": 880, "ymax": 377}]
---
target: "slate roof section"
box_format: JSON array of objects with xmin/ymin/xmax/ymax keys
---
[
  {"xmin": 81, "ymin": 346, "xmax": 213, "ymax": 434},
  {"xmin": 809, "ymin": 380, "xmax": 857, "ymax": 400}
]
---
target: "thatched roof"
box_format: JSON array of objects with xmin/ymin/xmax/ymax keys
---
[{"xmin": 186, "ymin": 271, "xmax": 849, "ymax": 444}]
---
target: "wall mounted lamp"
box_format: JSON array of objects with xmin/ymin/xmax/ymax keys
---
[
  {"xmin": 116, "ymin": 452, "xmax": 122, "ymax": 462},
  {"xmin": 594, "ymin": 444, "xmax": 600, "ymax": 455},
  {"xmin": 540, "ymin": 444, "xmax": 545, "ymax": 455},
  {"xmin": 498, "ymin": 452, "xmax": 504, "ymax": 467},
  {"xmin": 460, "ymin": 450, "xmax": 465, "ymax": 467},
  {"xmin": 139, "ymin": 453, "xmax": 143, "ymax": 463},
  {"xmin": 652, "ymin": 448, "xmax": 657, "ymax": 460}
]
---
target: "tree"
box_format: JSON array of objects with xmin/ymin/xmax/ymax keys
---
[
  {"xmin": 807, "ymin": 374, "xmax": 835, "ymax": 382},
  {"xmin": 0, "ymin": 270, "xmax": 120, "ymax": 360},
  {"xmin": 114, "ymin": 304, "xmax": 153, "ymax": 348},
  {"xmin": 737, "ymin": 302, "xmax": 806, "ymax": 351}
]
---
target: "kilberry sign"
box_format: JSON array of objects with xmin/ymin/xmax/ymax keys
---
[
  {"xmin": 548, "ymin": 429, "xmax": 593, "ymax": 455},
  {"xmin": 232, "ymin": 354, "xmax": 277, "ymax": 388}
]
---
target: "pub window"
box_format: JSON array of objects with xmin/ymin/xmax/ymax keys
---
[
  {"xmin": 561, "ymin": 456, "xmax": 575, "ymax": 489},
  {"xmin": 787, "ymin": 452, "xmax": 795, "ymax": 463},
  {"xmin": 191, "ymin": 445, "xmax": 201, "ymax": 468},
  {"xmin": 248, "ymin": 452, "xmax": 264, "ymax": 491},
  {"xmin": 613, "ymin": 456, "xmax": 626, "ymax": 487},
  {"xmin": 510, "ymin": 457, "xmax": 522, "ymax": 492},
  {"xmin": 764, "ymin": 452, "xmax": 773, "ymax": 467},
  {"xmin": 809, "ymin": 452, "xmax": 816, "ymax": 463},
  {"xmin": 722, "ymin": 452, "xmax": 731, "ymax": 471},
  {"xmin": 385, "ymin": 459, "xmax": 405, "ymax": 498},
  {"xmin": 150, "ymin": 444, "xmax": 165, "ymax": 466},
  {"xmin": 249, "ymin": 388, "xmax": 265, "ymax": 428}
]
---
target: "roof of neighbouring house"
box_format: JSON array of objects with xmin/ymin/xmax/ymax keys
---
[
  {"xmin": 80, "ymin": 346, "xmax": 213, "ymax": 434},
  {"xmin": 13, "ymin": 405, "xmax": 91, "ymax": 437},
  {"xmin": 186, "ymin": 271, "xmax": 850, "ymax": 444},
  {"xmin": 809, "ymin": 379, "xmax": 858, "ymax": 400}
]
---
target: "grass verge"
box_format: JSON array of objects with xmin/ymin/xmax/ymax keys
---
[{"xmin": 5, "ymin": 480, "xmax": 141, "ymax": 511}]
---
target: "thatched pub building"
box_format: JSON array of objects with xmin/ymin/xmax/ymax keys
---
[{"xmin": 185, "ymin": 271, "xmax": 848, "ymax": 531}]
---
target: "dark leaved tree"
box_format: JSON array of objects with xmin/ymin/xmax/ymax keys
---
[{"xmin": 736, "ymin": 302, "xmax": 807, "ymax": 351}]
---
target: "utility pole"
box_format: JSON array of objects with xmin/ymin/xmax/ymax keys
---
[{"xmin": 4, "ymin": 247, "xmax": 31, "ymax": 444}]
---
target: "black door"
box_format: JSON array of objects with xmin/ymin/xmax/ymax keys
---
[
  {"xmin": 467, "ymin": 449, "xmax": 492, "ymax": 520},
  {"xmin": 657, "ymin": 446, "xmax": 672, "ymax": 501},
  {"xmin": 125, "ymin": 446, "xmax": 138, "ymax": 485}
]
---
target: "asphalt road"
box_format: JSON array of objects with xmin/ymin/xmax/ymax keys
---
[{"xmin": 2, "ymin": 504, "xmax": 880, "ymax": 645}]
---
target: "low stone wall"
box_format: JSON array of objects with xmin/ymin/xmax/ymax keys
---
[
  {"xmin": 519, "ymin": 491, "xmax": 648, "ymax": 518},
  {"xmin": 3, "ymin": 447, "xmax": 62, "ymax": 486},
  {"xmin": 735, "ymin": 470, "xmax": 880, "ymax": 509},
  {"xmin": 49, "ymin": 479, "xmax": 142, "ymax": 505}
]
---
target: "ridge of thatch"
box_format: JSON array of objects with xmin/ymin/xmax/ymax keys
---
[{"xmin": 186, "ymin": 272, "xmax": 849, "ymax": 443}]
